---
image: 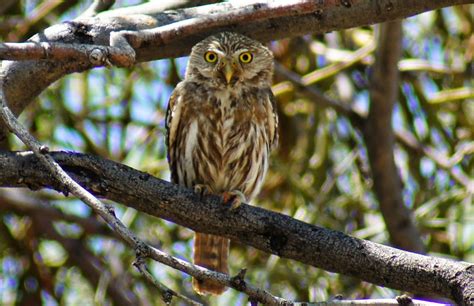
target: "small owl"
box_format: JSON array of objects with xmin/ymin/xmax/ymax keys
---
[{"xmin": 165, "ymin": 32, "xmax": 278, "ymax": 295}]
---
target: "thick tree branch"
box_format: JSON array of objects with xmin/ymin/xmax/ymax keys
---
[
  {"xmin": 0, "ymin": 151, "xmax": 472, "ymax": 305},
  {"xmin": 1, "ymin": 0, "xmax": 472, "ymax": 148}
]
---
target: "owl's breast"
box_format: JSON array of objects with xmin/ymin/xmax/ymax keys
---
[{"xmin": 182, "ymin": 88, "xmax": 270, "ymax": 199}]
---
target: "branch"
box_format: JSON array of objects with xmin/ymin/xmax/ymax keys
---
[
  {"xmin": 0, "ymin": 151, "xmax": 472, "ymax": 305},
  {"xmin": 133, "ymin": 257, "xmax": 202, "ymax": 306},
  {"xmin": 0, "ymin": 84, "xmax": 285, "ymax": 304},
  {"xmin": 1, "ymin": 0, "xmax": 472, "ymax": 148},
  {"xmin": 112, "ymin": 1, "xmax": 321, "ymax": 50}
]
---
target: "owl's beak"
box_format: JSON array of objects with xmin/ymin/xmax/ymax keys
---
[{"xmin": 223, "ymin": 62, "xmax": 235, "ymax": 84}]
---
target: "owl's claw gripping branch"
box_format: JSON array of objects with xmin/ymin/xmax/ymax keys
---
[
  {"xmin": 165, "ymin": 32, "xmax": 278, "ymax": 296},
  {"xmin": 193, "ymin": 184, "xmax": 213, "ymax": 199},
  {"xmin": 222, "ymin": 190, "xmax": 247, "ymax": 210}
]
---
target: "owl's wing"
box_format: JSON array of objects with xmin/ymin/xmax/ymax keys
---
[
  {"xmin": 266, "ymin": 89, "xmax": 279, "ymax": 150},
  {"xmin": 165, "ymin": 90, "xmax": 177, "ymax": 149},
  {"xmin": 165, "ymin": 87, "xmax": 184, "ymax": 184}
]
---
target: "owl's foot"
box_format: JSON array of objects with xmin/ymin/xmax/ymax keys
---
[
  {"xmin": 222, "ymin": 190, "xmax": 246, "ymax": 210},
  {"xmin": 194, "ymin": 184, "xmax": 212, "ymax": 199}
]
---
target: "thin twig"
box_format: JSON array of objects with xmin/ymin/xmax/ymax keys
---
[
  {"xmin": 0, "ymin": 84, "xmax": 288, "ymax": 305},
  {"xmin": 78, "ymin": 0, "xmax": 115, "ymax": 18},
  {"xmin": 0, "ymin": 87, "xmax": 193, "ymax": 305},
  {"xmin": 134, "ymin": 257, "xmax": 202, "ymax": 306}
]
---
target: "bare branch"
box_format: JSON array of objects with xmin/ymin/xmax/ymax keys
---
[
  {"xmin": 133, "ymin": 257, "xmax": 202, "ymax": 306},
  {"xmin": 0, "ymin": 151, "xmax": 472, "ymax": 305},
  {"xmin": 1, "ymin": 0, "xmax": 472, "ymax": 148},
  {"xmin": 114, "ymin": 0, "xmax": 321, "ymax": 50},
  {"xmin": 0, "ymin": 83, "xmax": 287, "ymax": 305}
]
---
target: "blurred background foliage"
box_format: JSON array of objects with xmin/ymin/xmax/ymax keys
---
[{"xmin": 0, "ymin": 1, "xmax": 473, "ymax": 305}]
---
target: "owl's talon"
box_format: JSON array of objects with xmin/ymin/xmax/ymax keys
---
[
  {"xmin": 222, "ymin": 190, "xmax": 246, "ymax": 210},
  {"xmin": 194, "ymin": 184, "xmax": 212, "ymax": 199}
]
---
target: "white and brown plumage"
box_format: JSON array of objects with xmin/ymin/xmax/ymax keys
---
[{"xmin": 165, "ymin": 32, "xmax": 278, "ymax": 295}]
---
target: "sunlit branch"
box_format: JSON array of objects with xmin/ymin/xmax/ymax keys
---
[
  {"xmin": 0, "ymin": 151, "xmax": 472, "ymax": 305},
  {"xmin": 0, "ymin": 84, "xmax": 287, "ymax": 306}
]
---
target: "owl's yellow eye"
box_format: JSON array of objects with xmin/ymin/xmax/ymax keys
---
[
  {"xmin": 204, "ymin": 51, "xmax": 218, "ymax": 63},
  {"xmin": 239, "ymin": 52, "xmax": 253, "ymax": 63}
]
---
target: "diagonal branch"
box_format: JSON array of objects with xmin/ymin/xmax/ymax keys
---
[
  {"xmin": 112, "ymin": 0, "xmax": 321, "ymax": 50},
  {"xmin": 0, "ymin": 150, "xmax": 472, "ymax": 305},
  {"xmin": 1, "ymin": 0, "xmax": 472, "ymax": 148},
  {"xmin": 0, "ymin": 84, "xmax": 286, "ymax": 304}
]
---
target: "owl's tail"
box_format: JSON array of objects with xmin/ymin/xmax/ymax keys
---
[{"xmin": 192, "ymin": 232, "xmax": 229, "ymax": 295}]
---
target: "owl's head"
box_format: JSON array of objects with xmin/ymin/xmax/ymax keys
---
[{"xmin": 186, "ymin": 32, "xmax": 273, "ymax": 88}]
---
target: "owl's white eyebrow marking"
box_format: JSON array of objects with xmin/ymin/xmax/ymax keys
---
[{"xmin": 209, "ymin": 49, "xmax": 226, "ymax": 57}]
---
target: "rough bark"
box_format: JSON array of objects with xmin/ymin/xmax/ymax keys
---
[
  {"xmin": 0, "ymin": 151, "xmax": 473, "ymax": 305},
  {"xmin": 1, "ymin": 0, "xmax": 473, "ymax": 148}
]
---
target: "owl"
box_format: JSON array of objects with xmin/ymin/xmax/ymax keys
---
[{"xmin": 165, "ymin": 32, "xmax": 278, "ymax": 295}]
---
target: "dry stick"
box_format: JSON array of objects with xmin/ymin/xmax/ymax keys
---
[
  {"xmin": 0, "ymin": 88, "xmax": 287, "ymax": 305},
  {"xmin": 133, "ymin": 259, "xmax": 195, "ymax": 306},
  {"xmin": 113, "ymin": 0, "xmax": 321, "ymax": 48}
]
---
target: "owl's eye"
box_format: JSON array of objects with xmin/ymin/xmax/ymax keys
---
[
  {"xmin": 204, "ymin": 51, "xmax": 218, "ymax": 63},
  {"xmin": 239, "ymin": 52, "xmax": 253, "ymax": 63}
]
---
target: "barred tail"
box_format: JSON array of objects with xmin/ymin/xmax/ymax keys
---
[{"xmin": 192, "ymin": 232, "xmax": 229, "ymax": 295}]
